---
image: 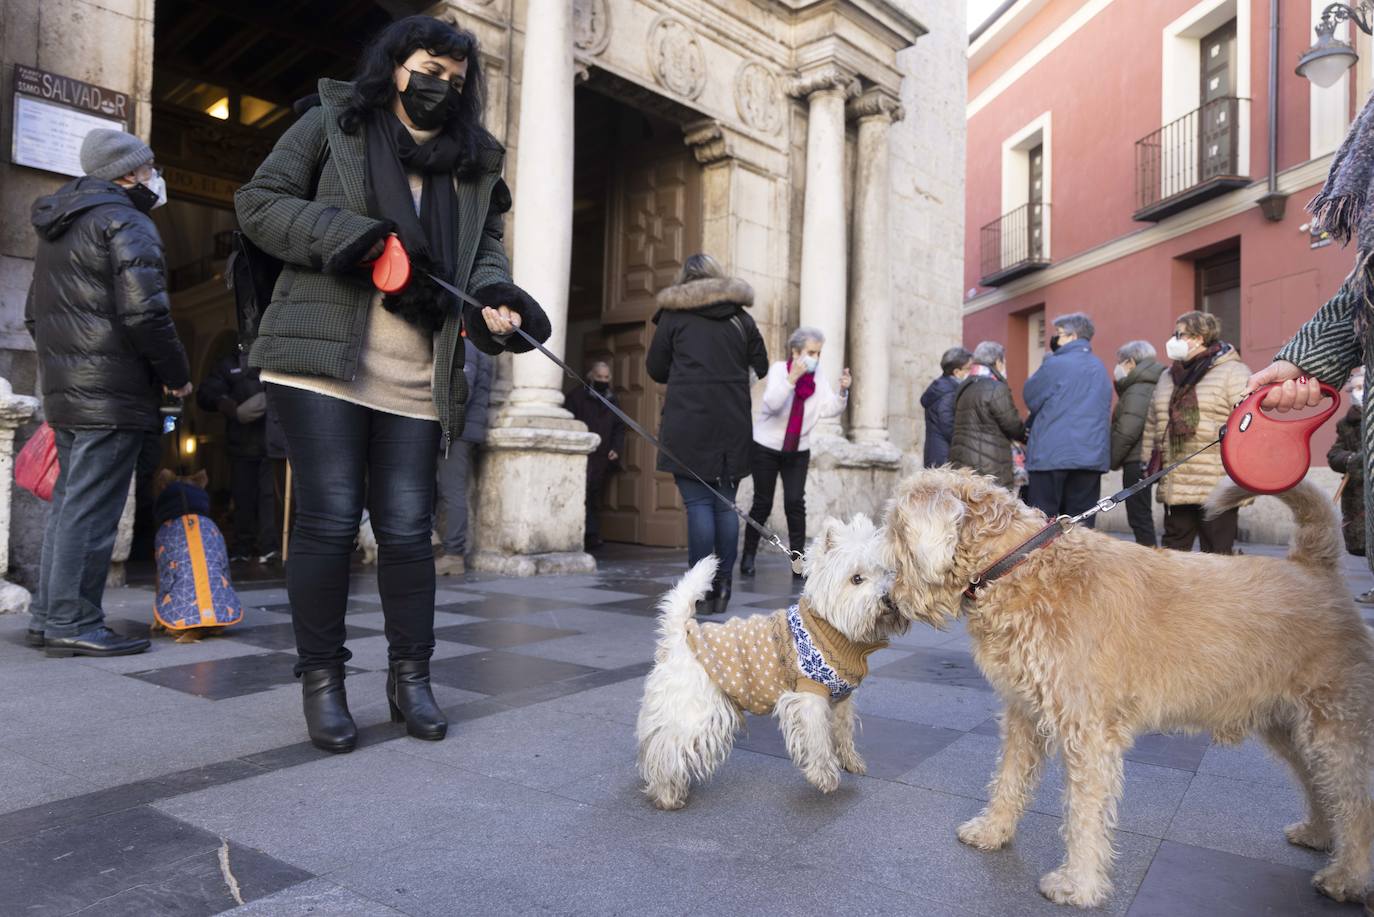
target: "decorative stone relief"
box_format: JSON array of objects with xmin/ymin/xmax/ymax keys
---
[
  {"xmin": 683, "ymin": 119, "xmax": 728, "ymax": 165},
  {"xmin": 734, "ymin": 62, "xmax": 782, "ymax": 134},
  {"xmin": 573, "ymin": 0, "xmax": 610, "ymax": 55},
  {"xmin": 647, "ymin": 17, "xmax": 706, "ymax": 101},
  {"xmin": 786, "ymin": 65, "xmax": 861, "ymax": 101},
  {"xmin": 847, "ymin": 88, "xmax": 905, "ymax": 124}
]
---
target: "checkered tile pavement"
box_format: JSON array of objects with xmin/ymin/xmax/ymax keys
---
[{"xmin": 0, "ymin": 542, "xmax": 1369, "ymax": 915}]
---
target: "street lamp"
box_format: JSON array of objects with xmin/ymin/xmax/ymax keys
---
[{"xmin": 1297, "ymin": 2, "xmax": 1373, "ymax": 88}]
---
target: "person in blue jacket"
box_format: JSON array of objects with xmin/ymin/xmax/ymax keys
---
[{"xmin": 1023, "ymin": 312, "xmax": 1113, "ymax": 526}]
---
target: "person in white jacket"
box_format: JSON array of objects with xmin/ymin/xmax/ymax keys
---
[{"xmin": 740, "ymin": 326, "xmax": 851, "ymax": 578}]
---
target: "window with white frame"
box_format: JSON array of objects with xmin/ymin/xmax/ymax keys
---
[{"xmin": 999, "ymin": 113, "xmax": 1052, "ymax": 270}]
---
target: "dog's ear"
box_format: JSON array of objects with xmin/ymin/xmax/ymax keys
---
[
  {"xmin": 886, "ymin": 485, "xmax": 966, "ymax": 584},
  {"xmin": 814, "ymin": 517, "xmax": 843, "ymax": 557}
]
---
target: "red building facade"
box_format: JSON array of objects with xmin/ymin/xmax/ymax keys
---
[{"xmin": 963, "ymin": 0, "xmax": 1370, "ymax": 459}]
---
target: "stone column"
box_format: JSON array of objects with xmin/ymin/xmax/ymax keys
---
[
  {"xmin": 472, "ymin": 0, "xmax": 599, "ymax": 576},
  {"xmin": 847, "ymin": 88, "xmax": 903, "ymax": 457},
  {"xmin": 0, "ymin": 378, "xmax": 37, "ymax": 613},
  {"xmin": 789, "ymin": 65, "xmax": 859, "ymax": 440}
]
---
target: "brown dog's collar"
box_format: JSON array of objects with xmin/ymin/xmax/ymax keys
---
[{"xmin": 964, "ymin": 519, "xmax": 1070, "ymax": 601}]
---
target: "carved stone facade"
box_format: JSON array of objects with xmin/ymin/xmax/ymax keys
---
[{"xmin": 0, "ymin": 0, "xmax": 968, "ymax": 586}]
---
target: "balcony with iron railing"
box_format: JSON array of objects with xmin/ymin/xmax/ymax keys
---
[
  {"xmin": 979, "ymin": 202, "xmax": 1050, "ymax": 287},
  {"xmin": 1134, "ymin": 97, "xmax": 1249, "ymax": 222}
]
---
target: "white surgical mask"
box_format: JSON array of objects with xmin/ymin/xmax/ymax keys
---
[
  {"xmin": 142, "ymin": 172, "xmax": 168, "ymax": 210},
  {"xmin": 1113, "ymin": 364, "xmax": 1128, "ymax": 382},
  {"xmin": 801, "ymin": 355, "xmax": 819, "ymax": 373},
  {"xmin": 1165, "ymin": 337, "xmax": 1191, "ymax": 362},
  {"xmin": 1354, "ymin": 389, "xmax": 1365, "ymax": 406}
]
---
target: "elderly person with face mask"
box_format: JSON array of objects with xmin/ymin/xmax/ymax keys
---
[
  {"xmin": 739, "ymin": 327, "xmax": 850, "ymax": 580},
  {"xmin": 1140, "ymin": 311, "xmax": 1250, "ymax": 554},
  {"xmin": 1110, "ymin": 340, "xmax": 1166, "ymax": 546},
  {"xmin": 948, "ymin": 341, "xmax": 1025, "ymax": 488}
]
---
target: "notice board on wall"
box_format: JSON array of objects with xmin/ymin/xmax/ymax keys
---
[{"xmin": 10, "ymin": 65, "xmax": 131, "ymax": 178}]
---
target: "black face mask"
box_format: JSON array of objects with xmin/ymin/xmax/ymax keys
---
[
  {"xmin": 123, "ymin": 182, "xmax": 159, "ymax": 213},
  {"xmin": 398, "ymin": 69, "xmax": 458, "ymax": 130},
  {"xmin": 591, "ymin": 380, "xmax": 611, "ymax": 394},
  {"xmin": 1049, "ymin": 335, "xmax": 1062, "ymax": 353}
]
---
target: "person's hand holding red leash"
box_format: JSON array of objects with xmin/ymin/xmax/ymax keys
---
[
  {"xmin": 1245, "ymin": 360, "xmax": 1325, "ymax": 412},
  {"xmin": 371, "ymin": 232, "xmax": 521, "ymax": 335}
]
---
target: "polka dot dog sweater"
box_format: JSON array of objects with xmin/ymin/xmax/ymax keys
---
[{"xmin": 684, "ymin": 599, "xmax": 888, "ymax": 716}]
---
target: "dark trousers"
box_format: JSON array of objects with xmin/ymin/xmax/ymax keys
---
[
  {"xmin": 675, "ymin": 476, "xmax": 740, "ymax": 574},
  {"xmin": 1120, "ymin": 461, "xmax": 1157, "ymax": 547},
  {"xmin": 1027, "ymin": 469, "xmax": 1102, "ymax": 528},
  {"xmin": 585, "ymin": 474, "xmax": 605, "ymax": 541},
  {"xmin": 1162, "ymin": 504, "xmax": 1238, "ymax": 554},
  {"xmin": 31, "ymin": 427, "xmax": 142, "ymax": 637},
  {"xmin": 743, "ymin": 445, "xmax": 810, "ymax": 557},
  {"xmin": 435, "ymin": 439, "xmax": 476, "ymax": 555},
  {"xmin": 270, "ymin": 385, "xmax": 440, "ymax": 674},
  {"xmin": 230, "ymin": 456, "xmax": 278, "ymax": 557}
]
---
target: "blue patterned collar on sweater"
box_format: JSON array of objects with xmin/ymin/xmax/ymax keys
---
[{"xmin": 786, "ymin": 604, "xmax": 853, "ymax": 699}]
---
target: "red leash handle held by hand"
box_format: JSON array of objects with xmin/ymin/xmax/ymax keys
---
[
  {"xmin": 1220, "ymin": 382, "xmax": 1341, "ymax": 494},
  {"xmin": 372, "ymin": 233, "xmax": 411, "ymax": 294}
]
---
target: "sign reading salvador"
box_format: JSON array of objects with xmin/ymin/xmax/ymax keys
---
[{"xmin": 11, "ymin": 65, "xmax": 131, "ymax": 178}]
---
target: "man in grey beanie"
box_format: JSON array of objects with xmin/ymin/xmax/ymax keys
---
[{"xmin": 23, "ymin": 127, "xmax": 190, "ymax": 657}]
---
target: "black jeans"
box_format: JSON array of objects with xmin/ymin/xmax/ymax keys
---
[
  {"xmin": 270, "ymin": 385, "xmax": 440, "ymax": 674},
  {"xmin": 1027, "ymin": 469, "xmax": 1102, "ymax": 528},
  {"xmin": 230, "ymin": 456, "xmax": 278, "ymax": 556},
  {"xmin": 1163, "ymin": 504, "xmax": 1238, "ymax": 554},
  {"xmin": 744, "ymin": 445, "xmax": 810, "ymax": 557},
  {"xmin": 1120, "ymin": 461, "xmax": 1157, "ymax": 547}
]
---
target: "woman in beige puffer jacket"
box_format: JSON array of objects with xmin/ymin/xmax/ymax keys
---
[{"xmin": 1140, "ymin": 311, "xmax": 1250, "ymax": 554}]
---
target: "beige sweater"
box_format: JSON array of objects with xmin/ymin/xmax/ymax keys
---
[
  {"xmin": 264, "ymin": 131, "xmax": 438, "ymax": 420},
  {"xmin": 1139, "ymin": 348, "xmax": 1251, "ymax": 506},
  {"xmin": 685, "ymin": 600, "xmax": 887, "ymax": 716}
]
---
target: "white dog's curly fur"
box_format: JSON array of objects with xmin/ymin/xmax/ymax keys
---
[
  {"xmin": 884, "ymin": 467, "xmax": 1374, "ymax": 908},
  {"xmin": 636, "ymin": 514, "xmax": 903, "ymax": 810}
]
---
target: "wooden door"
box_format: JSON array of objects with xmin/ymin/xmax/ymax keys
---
[
  {"xmin": 588, "ymin": 141, "xmax": 702, "ymax": 547},
  {"xmin": 1199, "ymin": 20, "xmax": 1237, "ymax": 181},
  {"xmin": 1196, "ymin": 249, "xmax": 1242, "ymax": 356},
  {"xmin": 1026, "ymin": 143, "xmax": 1044, "ymax": 261}
]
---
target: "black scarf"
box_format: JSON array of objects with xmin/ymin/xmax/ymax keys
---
[
  {"xmin": 1310, "ymin": 92, "xmax": 1374, "ymax": 332},
  {"xmin": 364, "ymin": 110, "xmax": 462, "ymax": 332}
]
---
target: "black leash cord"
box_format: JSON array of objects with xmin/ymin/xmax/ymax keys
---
[
  {"xmin": 424, "ymin": 272, "xmax": 803, "ymax": 568},
  {"xmin": 1065, "ymin": 436, "xmax": 1222, "ymax": 526}
]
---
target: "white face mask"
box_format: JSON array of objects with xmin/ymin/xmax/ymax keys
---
[
  {"xmin": 801, "ymin": 355, "xmax": 819, "ymax": 373},
  {"xmin": 1113, "ymin": 364, "xmax": 1129, "ymax": 381},
  {"xmin": 1165, "ymin": 337, "xmax": 1191, "ymax": 362},
  {"xmin": 1354, "ymin": 388, "xmax": 1365, "ymax": 406},
  {"xmin": 143, "ymin": 172, "xmax": 168, "ymax": 209}
]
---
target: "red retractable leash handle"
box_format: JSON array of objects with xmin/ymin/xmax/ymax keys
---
[
  {"xmin": 371, "ymin": 233, "xmax": 411, "ymax": 294},
  {"xmin": 1220, "ymin": 382, "xmax": 1341, "ymax": 495}
]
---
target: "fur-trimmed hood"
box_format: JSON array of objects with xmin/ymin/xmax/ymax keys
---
[{"xmin": 655, "ymin": 277, "xmax": 754, "ymax": 315}]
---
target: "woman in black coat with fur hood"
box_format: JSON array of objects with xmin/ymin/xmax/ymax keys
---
[{"xmin": 647, "ymin": 254, "xmax": 769, "ymax": 614}]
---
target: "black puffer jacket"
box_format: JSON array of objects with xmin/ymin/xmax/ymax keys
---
[
  {"xmin": 920, "ymin": 374, "xmax": 960, "ymax": 466},
  {"xmin": 26, "ymin": 178, "xmax": 189, "ymax": 432},
  {"xmin": 948, "ymin": 370, "xmax": 1025, "ymax": 488},
  {"xmin": 1109, "ymin": 359, "xmax": 1164, "ymax": 470},
  {"xmin": 646, "ymin": 277, "xmax": 769, "ymax": 482}
]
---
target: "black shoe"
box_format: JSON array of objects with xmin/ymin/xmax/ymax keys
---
[
  {"xmin": 44, "ymin": 625, "xmax": 150, "ymax": 658},
  {"xmin": 25, "ymin": 629, "xmax": 44, "ymax": 648},
  {"xmin": 739, "ymin": 554, "xmax": 756, "ymax": 577},
  {"xmin": 712, "ymin": 577, "xmax": 733, "ymax": 616},
  {"xmin": 301, "ymin": 667, "xmax": 357, "ymax": 753},
  {"xmin": 696, "ymin": 584, "xmax": 720, "ymax": 616},
  {"xmin": 387, "ymin": 660, "xmax": 447, "ymax": 741}
]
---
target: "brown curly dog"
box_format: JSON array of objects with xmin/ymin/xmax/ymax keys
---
[{"xmin": 883, "ymin": 466, "xmax": 1374, "ymax": 908}]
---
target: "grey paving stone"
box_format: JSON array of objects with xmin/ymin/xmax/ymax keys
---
[
  {"xmin": 343, "ymin": 609, "xmax": 483, "ymax": 632},
  {"xmin": 1197, "ymin": 737, "xmax": 1296, "ymax": 787},
  {"xmin": 226, "ymin": 878, "xmax": 406, "ymax": 915},
  {"xmin": 426, "ymin": 648, "xmax": 603, "ymax": 694},
  {"xmin": 857, "ymin": 676, "xmax": 1003, "ymax": 731},
  {"xmin": 127, "ymin": 651, "xmax": 325, "ymax": 699},
  {"xmin": 156, "ymin": 745, "xmax": 531, "ymax": 874},
  {"xmin": 69, "ymin": 634, "xmax": 271, "ymax": 674},
  {"xmin": 1166, "ymin": 772, "xmax": 1327, "ymax": 872},
  {"xmin": 0, "ymin": 747, "xmax": 96, "ymax": 816},
  {"xmin": 685, "ymin": 860, "xmax": 987, "ymax": 917},
  {"xmin": 461, "ymin": 574, "xmax": 608, "ymax": 594},
  {"xmin": 392, "ymin": 703, "xmax": 636, "ymax": 792},
  {"xmin": 1126, "ymin": 840, "xmax": 1358, "ymax": 917},
  {"xmin": 509, "ymin": 629, "xmax": 657, "ymax": 669},
  {"xmin": 335, "ymin": 635, "xmax": 482, "ymax": 673},
  {"xmin": 430, "ymin": 618, "xmax": 579, "ymax": 648},
  {"xmin": 873, "ymin": 645, "xmax": 993, "ymax": 691},
  {"xmin": 735, "ymin": 710, "xmax": 963, "ymax": 780},
  {"xmin": 791, "ymin": 780, "xmax": 1160, "ymax": 916},
  {"xmin": 523, "ymin": 674, "xmax": 647, "ymax": 726},
  {"xmin": 1127, "ymin": 731, "xmax": 1211, "ymax": 772},
  {"xmin": 505, "ymin": 605, "xmax": 663, "ymax": 635},
  {"xmin": 0, "ymin": 659, "xmax": 202, "ymax": 734},
  {"xmin": 899, "ymin": 732, "xmax": 1194, "ymax": 839}
]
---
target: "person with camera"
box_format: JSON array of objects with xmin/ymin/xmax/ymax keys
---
[{"xmin": 25, "ymin": 128, "xmax": 191, "ymax": 657}]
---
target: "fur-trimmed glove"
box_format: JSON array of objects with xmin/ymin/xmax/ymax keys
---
[{"xmin": 467, "ymin": 281, "xmax": 552, "ymax": 354}]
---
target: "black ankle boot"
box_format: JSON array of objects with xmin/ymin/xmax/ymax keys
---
[
  {"xmin": 712, "ymin": 577, "xmax": 733, "ymax": 616},
  {"xmin": 301, "ymin": 667, "xmax": 357, "ymax": 754},
  {"xmin": 739, "ymin": 553, "xmax": 756, "ymax": 577},
  {"xmin": 387, "ymin": 660, "xmax": 447, "ymax": 741}
]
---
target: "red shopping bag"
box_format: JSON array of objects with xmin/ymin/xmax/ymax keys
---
[{"xmin": 15, "ymin": 423, "xmax": 59, "ymax": 501}]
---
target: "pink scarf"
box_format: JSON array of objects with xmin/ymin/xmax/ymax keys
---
[{"xmin": 783, "ymin": 359, "xmax": 816, "ymax": 452}]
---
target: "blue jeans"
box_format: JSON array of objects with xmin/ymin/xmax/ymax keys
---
[
  {"xmin": 31, "ymin": 427, "xmax": 142, "ymax": 637},
  {"xmin": 270, "ymin": 385, "xmax": 440, "ymax": 673},
  {"xmin": 674, "ymin": 476, "xmax": 740, "ymax": 574}
]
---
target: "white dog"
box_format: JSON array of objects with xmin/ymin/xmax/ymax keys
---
[{"xmin": 636, "ymin": 515, "xmax": 904, "ymax": 810}]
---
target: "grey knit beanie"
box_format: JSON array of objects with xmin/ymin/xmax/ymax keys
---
[{"xmin": 80, "ymin": 129, "xmax": 153, "ymax": 181}]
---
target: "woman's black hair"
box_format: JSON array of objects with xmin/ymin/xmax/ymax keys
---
[{"xmin": 341, "ymin": 15, "xmax": 496, "ymax": 168}]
